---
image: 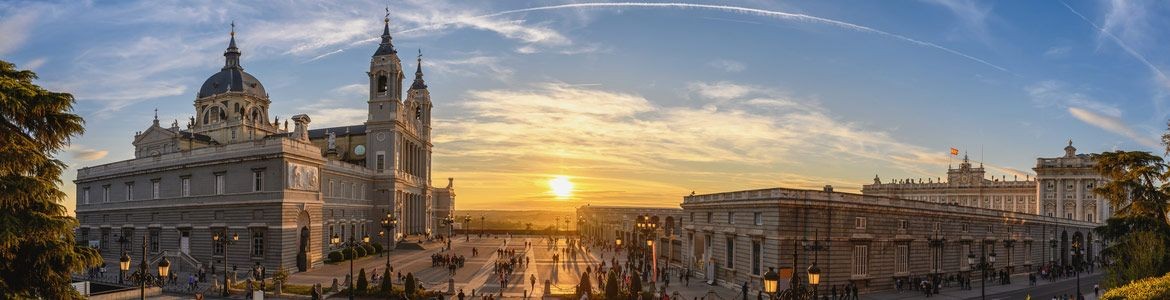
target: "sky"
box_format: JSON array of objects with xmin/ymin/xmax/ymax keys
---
[{"xmin": 3, "ymin": 0, "xmax": 1170, "ymax": 213}]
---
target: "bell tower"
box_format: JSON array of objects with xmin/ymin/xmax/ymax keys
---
[{"xmin": 366, "ymin": 11, "xmax": 404, "ymax": 173}]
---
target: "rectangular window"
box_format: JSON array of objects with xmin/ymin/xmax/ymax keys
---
[
  {"xmin": 329, "ymin": 225, "xmax": 334, "ymax": 241},
  {"xmin": 121, "ymin": 228, "xmax": 133, "ymax": 252},
  {"xmin": 125, "ymin": 182, "xmax": 134, "ymax": 201},
  {"xmin": 852, "ymin": 245, "xmax": 869, "ymax": 276},
  {"xmin": 706, "ymin": 212, "xmax": 712, "ymax": 223},
  {"xmin": 1087, "ymin": 213, "xmax": 1094, "ymax": 222},
  {"xmin": 690, "ymin": 212, "xmax": 695, "ymax": 222},
  {"xmin": 253, "ymin": 171, "xmax": 263, "ymax": 192},
  {"xmin": 215, "ymin": 174, "xmax": 225, "ymax": 195},
  {"xmin": 930, "ymin": 246, "xmax": 941, "ymax": 273},
  {"xmin": 376, "ymin": 154, "xmax": 386, "ymax": 170},
  {"xmin": 252, "ymin": 229, "xmax": 265, "ymax": 257},
  {"xmin": 753, "ymin": 212, "xmax": 763, "ymax": 226},
  {"xmin": 899, "ymin": 220, "xmax": 907, "ymax": 230},
  {"xmin": 854, "ymin": 217, "xmax": 866, "ymax": 229},
  {"xmin": 350, "ymin": 183, "xmax": 356, "ymax": 198},
  {"xmin": 751, "ymin": 240, "xmax": 762, "ymax": 275},
  {"xmin": 149, "ymin": 229, "xmax": 160, "ymax": 253},
  {"xmin": 895, "ymin": 244, "xmax": 909, "ymax": 274},
  {"xmin": 181, "ymin": 177, "xmax": 190, "ymax": 197},
  {"xmin": 726, "ymin": 237, "xmax": 735, "ymax": 267},
  {"xmin": 960, "ymin": 244, "xmax": 971, "ymax": 270},
  {"xmin": 83, "ymin": 188, "xmax": 90, "ymax": 204},
  {"xmin": 80, "ymin": 228, "xmax": 90, "ymax": 244},
  {"xmin": 1067, "ymin": 213, "xmax": 1073, "ymax": 219},
  {"xmin": 361, "ymin": 184, "xmax": 367, "ymax": 199},
  {"xmin": 728, "ymin": 212, "xmax": 735, "ymax": 224},
  {"xmin": 329, "ymin": 180, "xmax": 335, "ymax": 197},
  {"xmin": 100, "ymin": 229, "xmax": 110, "ymax": 254},
  {"xmin": 961, "ymin": 224, "xmax": 968, "ymax": 232},
  {"xmin": 152, "ymin": 180, "xmax": 160, "ymax": 199}
]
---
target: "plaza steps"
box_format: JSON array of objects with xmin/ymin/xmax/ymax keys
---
[{"xmin": 395, "ymin": 241, "xmax": 427, "ymax": 250}]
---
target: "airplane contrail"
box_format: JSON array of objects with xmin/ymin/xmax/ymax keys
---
[{"xmin": 340, "ymin": 2, "xmax": 1011, "ymax": 73}]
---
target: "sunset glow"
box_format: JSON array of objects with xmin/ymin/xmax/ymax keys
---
[{"xmin": 549, "ymin": 175, "xmax": 574, "ymax": 199}]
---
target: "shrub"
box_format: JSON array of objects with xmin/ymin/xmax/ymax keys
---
[
  {"xmin": 355, "ymin": 246, "xmax": 367, "ymax": 257},
  {"xmin": 380, "ymin": 268, "xmax": 393, "ymax": 294},
  {"xmin": 328, "ymin": 251, "xmax": 343, "ymax": 262},
  {"xmin": 362, "ymin": 244, "xmax": 375, "ymax": 254},
  {"xmin": 356, "ymin": 268, "xmax": 369, "ymax": 292},
  {"xmin": 342, "ymin": 248, "xmax": 356, "ymax": 260},
  {"xmin": 1103, "ymin": 272, "xmax": 1170, "ymax": 300},
  {"xmin": 404, "ymin": 273, "xmax": 417, "ymax": 296},
  {"xmin": 372, "ymin": 242, "xmax": 384, "ymax": 253}
]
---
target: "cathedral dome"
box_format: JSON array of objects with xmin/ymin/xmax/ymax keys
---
[
  {"xmin": 197, "ymin": 68, "xmax": 266, "ymax": 99},
  {"xmin": 197, "ymin": 25, "xmax": 267, "ymax": 99}
]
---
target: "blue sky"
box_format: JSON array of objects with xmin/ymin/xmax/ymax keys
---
[{"xmin": 3, "ymin": 0, "xmax": 1169, "ymax": 211}]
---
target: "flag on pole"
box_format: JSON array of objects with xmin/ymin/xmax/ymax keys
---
[{"xmin": 950, "ymin": 148, "xmax": 959, "ymax": 156}]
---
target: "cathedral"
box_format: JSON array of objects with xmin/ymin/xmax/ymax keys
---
[{"xmin": 73, "ymin": 16, "xmax": 453, "ymax": 274}]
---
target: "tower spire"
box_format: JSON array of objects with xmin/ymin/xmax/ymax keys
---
[
  {"xmin": 411, "ymin": 49, "xmax": 427, "ymax": 90},
  {"xmin": 223, "ymin": 21, "xmax": 242, "ymax": 70},
  {"xmin": 374, "ymin": 8, "xmax": 396, "ymax": 56}
]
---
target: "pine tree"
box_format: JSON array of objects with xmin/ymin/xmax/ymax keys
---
[
  {"xmin": 0, "ymin": 60, "xmax": 101, "ymax": 298},
  {"xmin": 404, "ymin": 272, "xmax": 417, "ymax": 297},
  {"xmin": 356, "ymin": 268, "xmax": 368, "ymax": 293},
  {"xmin": 380, "ymin": 268, "xmax": 393, "ymax": 295}
]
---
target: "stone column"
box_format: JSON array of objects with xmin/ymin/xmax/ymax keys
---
[
  {"xmin": 1074, "ymin": 178, "xmax": 1083, "ymax": 221},
  {"xmin": 1054, "ymin": 179, "xmax": 1064, "ymax": 218}
]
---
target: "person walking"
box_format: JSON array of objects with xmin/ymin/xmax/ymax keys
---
[{"xmin": 741, "ymin": 281, "xmax": 749, "ymax": 300}]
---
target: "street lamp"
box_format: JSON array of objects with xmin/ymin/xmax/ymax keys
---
[
  {"xmin": 968, "ymin": 249, "xmax": 996, "ymax": 300},
  {"xmin": 212, "ymin": 231, "xmax": 239, "ymax": 297},
  {"xmin": 380, "ymin": 212, "xmax": 398, "ymax": 268},
  {"xmin": 1072, "ymin": 240, "xmax": 1084, "ymax": 299},
  {"xmin": 762, "ymin": 267, "xmax": 779, "ymax": 299},
  {"xmin": 808, "ymin": 263, "xmax": 822, "ymax": 299},
  {"xmin": 123, "ymin": 236, "xmax": 168, "ymax": 299},
  {"xmin": 332, "ymin": 234, "xmax": 368, "ymax": 300},
  {"xmin": 119, "ymin": 252, "xmax": 131, "ymax": 285}
]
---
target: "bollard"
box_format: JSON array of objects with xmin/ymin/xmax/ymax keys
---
[{"xmin": 448, "ymin": 278, "xmax": 455, "ymax": 294}]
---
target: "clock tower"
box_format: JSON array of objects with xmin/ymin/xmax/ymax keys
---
[{"xmin": 365, "ymin": 13, "xmax": 403, "ymax": 174}]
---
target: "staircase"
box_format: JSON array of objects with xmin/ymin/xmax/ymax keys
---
[{"xmin": 147, "ymin": 250, "xmax": 202, "ymax": 274}]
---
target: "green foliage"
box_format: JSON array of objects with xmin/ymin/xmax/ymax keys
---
[
  {"xmin": 380, "ymin": 268, "xmax": 392, "ymax": 294},
  {"xmin": 1103, "ymin": 231, "xmax": 1170, "ymax": 288},
  {"xmin": 0, "ymin": 60, "xmax": 101, "ymax": 299},
  {"xmin": 1092, "ymin": 151, "xmax": 1170, "ymax": 288},
  {"xmin": 404, "ymin": 272, "xmax": 417, "ymax": 296},
  {"xmin": 342, "ymin": 248, "xmax": 356, "ymax": 260},
  {"xmin": 355, "ymin": 245, "xmax": 367, "ymax": 257},
  {"xmin": 328, "ymin": 251, "xmax": 343, "ymax": 262},
  {"xmin": 605, "ymin": 270, "xmax": 620, "ymax": 300},
  {"xmin": 356, "ymin": 268, "xmax": 368, "ymax": 292},
  {"xmin": 1103, "ymin": 271, "xmax": 1170, "ymax": 300},
  {"xmin": 371, "ymin": 242, "xmax": 383, "ymax": 253},
  {"xmin": 273, "ymin": 269, "xmax": 289, "ymax": 285}
]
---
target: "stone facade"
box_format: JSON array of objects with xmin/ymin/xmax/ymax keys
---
[
  {"xmin": 861, "ymin": 141, "xmax": 1109, "ymax": 224},
  {"xmin": 74, "ymin": 16, "xmax": 446, "ymax": 275},
  {"xmin": 578, "ymin": 186, "xmax": 1098, "ymax": 295}
]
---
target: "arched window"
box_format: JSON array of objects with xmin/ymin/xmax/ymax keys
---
[{"xmin": 377, "ymin": 75, "xmax": 387, "ymax": 93}]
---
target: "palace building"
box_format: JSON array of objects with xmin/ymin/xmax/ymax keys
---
[
  {"xmin": 578, "ymin": 142, "xmax": 1106, "ymax": 295},
  {"xmin": 73, "ymin": 16, "xmax": 453, "ymax": 274},
  {"xmin": 862, "ymin": 141, "xmax": 1110, "ymax": 223}
]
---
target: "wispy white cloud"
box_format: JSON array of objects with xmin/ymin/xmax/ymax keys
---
[
  {"xmin": 477, "ymin": 2, "xmax": 1012, "ymax": 73},
  {"xmin": 333, "ymin": 83, "xmax": 367, "ymax": 96},
  {"xmin": 1068, "ymin": 107, "xmax": 1159, "ymax": 148},
  {"xmin": 1026, "ymin": 80, "xmax": 1157, "ymax": 148},
  {"xmin": 435, "ymin": 81, "xmax": 1023, "ymax": 205},
  {"xmin": 66, "ymin": 146, "xmax": 109, "ymax": 161},
  {"xmin": 708, "ymin": 59, "xmax": 745, "ymax": 72},
  {"xmin": 1061, "ymin": 1, "xmax": 1170, "ymax": 116},
  {"xmin": 1026, "ymin": 80, "xmax": 1122, "ymax": 117},
  {"xmin": 1042, "ymin": 46, "xmax": 1071, "ymax": 59},
  {"xmin": 426, "ymin": 55, "xmax": 515, "ymax": 79},
  {"xmin": 0, "ymin": 10, "xmax": 37, "ymax": 56},
  {"xmin": 920, "ymin": 0, "xmax": 994, "ymax": 43},
  {"xmin": 21, "ymin": 57, "xmax": 47, "ymax": 70}
]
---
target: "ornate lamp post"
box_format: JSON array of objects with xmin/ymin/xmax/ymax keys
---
[
  {"xmin": 967, "ymin": 250, "xmax": 997, "ymax": 300},
  {"xmin": 212, "ymin": 232, "xmax": 239, "ymax": 297},
  {"xmin": 463, "ymin": 215, "xmax": 471, "ymax": 241},
  {"xmin": 762, "ymin": 267, "xmax": 779, "ymax": 299},
  {"xmin": 122, "ymin": 236, "xmax": 169, "ymax": 299},
  {"xmin": 380, "ymin": 212, "xmax": 398, "ymax": 264},
  {"xmin": 118, "ymin": 236, "xmax": 131, "ymax": 285},
  {"xmin": 807, "ymin": 263, "xmax": 822, "ymax": 300},
  {"xmin": 332, "ymin": 233, "xmax": 370, "ymax": 300},
  {"xmin": 1072, "ymin": 240, "xmax": 1084, "ymax": 299}
]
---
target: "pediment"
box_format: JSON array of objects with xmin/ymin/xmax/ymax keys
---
[{"xmin": 132, "ymin": 125, "xmax": 178, "ymax": 146}]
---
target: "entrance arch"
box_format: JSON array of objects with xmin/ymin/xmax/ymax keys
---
[{"xmin": 296, "ymin": 209, "xmax": 311, "ymax": 272}]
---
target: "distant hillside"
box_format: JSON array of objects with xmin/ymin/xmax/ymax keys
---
[{"xmin": 452, "ymin": 210, "xmax": 578, "ymax": 231}]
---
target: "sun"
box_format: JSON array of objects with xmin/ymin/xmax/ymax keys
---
[{"xmin": 548, "ymin": 175, "xmax": 574, "ymax": 198}]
